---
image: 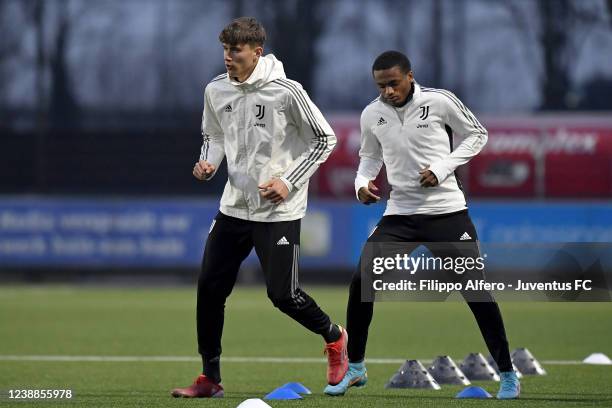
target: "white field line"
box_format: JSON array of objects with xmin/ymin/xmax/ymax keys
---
[{"xmin": 0, "ymin": 355, "xmax": 589, "ymax": 365}]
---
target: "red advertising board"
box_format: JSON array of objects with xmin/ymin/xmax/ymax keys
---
[
  {"xmin": 318, "ymin": 115, "xmax": 612, "ymax": 198},
  {"xmin": 315, "ymin": 115, "xmax": 390, "ymax": 197}
]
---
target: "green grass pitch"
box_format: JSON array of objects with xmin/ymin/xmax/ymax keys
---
[{"xmin": 1, "ymin": 285, "xmax": 611, "ymax": 407}]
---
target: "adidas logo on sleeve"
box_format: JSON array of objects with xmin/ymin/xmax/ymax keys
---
[
  {"xmin": 224, "ymin": 105, "xmax": 232, "ymax": 112},
  {"xmin": 377, "ymin": 117, "xmax": 387, "ymax": 126}
]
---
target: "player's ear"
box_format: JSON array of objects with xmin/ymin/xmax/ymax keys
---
[{"xmin": 254, "ymin": 46, "xmax": 264, "ymax": 58}]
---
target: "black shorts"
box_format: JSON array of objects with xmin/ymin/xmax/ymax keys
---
[
  {"xmin": 202, "ymin": 211, "xmax": 303, "ymax": 302},
  {"xmin": 368, "ymin": 209, "xmax": 479, "ymax": 244},
  {"xmin": 362, "ymin": 209, "xmax": 487, "ymax": 301}
]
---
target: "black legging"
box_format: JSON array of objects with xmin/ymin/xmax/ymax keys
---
[
  {"xmin": 346, "ymin": 269, "xmax": 513, "ymax": 371},
  {"xmin": 346, "ymin": 211, "xmax": 513, "ymax": 372}
]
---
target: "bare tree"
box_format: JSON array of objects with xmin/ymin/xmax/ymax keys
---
[
  {"xmin": 430, "ymin": 0, "xmax": 443, "ymax": 87},
  {"xmin": 230, "ymin": 0, "xmax": 245, "ymax": 18},
  {"xmin": 21, "ymin": 0, "xmax": 47, "ymax": 122},
  {"xmin": 451, "ymin": 0, "xmax": 467, "ymax": 98},
  {"xmin": 260, "ymin": 0, "xmax": 327, "ymax": 95},
  {"xmin": 538, "ymin": 0, "xmax": 573, "ymax": 110},
  {"xmin": 21, "ymin": 0, "xmax": 119, "ymax": 126},
  {"xmin": 155, "ymin": 0, "xmax": 173, "ymax": 114},
  {"xmin": 501, "ymin": 0, "xmax": 611, "ymax": 110},
  {"xmin": 392, "ymin": 0, "xmax": 412, "ymax": 53},
  {"xmin": 48, "ymin": 0, "xmax": 80, "ymax": 126},
  {"xmin": 19, "ymin": 0, "xmax": 49, "ymax": 188},
  {"xmin": 0, "ymin": 1, "xmax": 25, "ymax": 105}
]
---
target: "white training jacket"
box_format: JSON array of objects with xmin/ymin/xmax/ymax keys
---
[
  {"xmin": 355, "ymin": 82, "xmax": 488, "ymax": 215},
  {"xmin": 200, "ymin": 54, "xmax": 336, "ymax": 222}
]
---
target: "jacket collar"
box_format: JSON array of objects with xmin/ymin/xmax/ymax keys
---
[
  {"xmin": 230, "ymin": 57, "xmax": 265, "ymax": 88},
  {"xmin": 229, "ymin": 54, "xmax": 286, "ymax": 91},
  {"xmin": 412, "ymin": 82, "xmax": 421, "ymax": 100}
]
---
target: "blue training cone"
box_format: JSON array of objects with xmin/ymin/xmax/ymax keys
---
[
  {"xmin": 456, "ymin": 386, "xmax": 492, "ymax": 399},
  {"xmin": 282, "ymin": 382, "xmax": 312, "ymax": 395},
  {"xmin": 264, "ymin": 386, "xmax": 303, "ymax": 400}
]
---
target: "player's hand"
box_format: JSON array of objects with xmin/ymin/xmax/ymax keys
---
[
  {"xmin": 193, "ymin": 160, "xmax": 216, "ymax": 181},
  {"xmin": 358, "ymin": 181, "xmax": 381, "ymax": 205},
  {"xmin": 258, "ymin": 178, "xmax": 289, "ymax": 205},
  {"xmin": 419, "ymin": 166, "xmax": 438, "ymax": 187}
]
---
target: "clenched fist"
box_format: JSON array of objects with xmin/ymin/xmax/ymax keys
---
[{"xmin": 193, "ymin": 160, "xmax": 216, "ymax": 180}]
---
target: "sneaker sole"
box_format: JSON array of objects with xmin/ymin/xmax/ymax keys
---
[
  {"xmin": 324, "ymin": 390, "xmax": 346, "ymax": 397},
  {"xmin": 496, "ymin": 394, "xmax": 520, "ymax": 400},
  {"xmin": 496, "ymin": 384, "xmax": 520, "ymax": 399},
  {"xmin": 496, "ymin": 391, "xmax": 520, "ymax": 400},
  {"xmin": 324, "ymin": 375, "xmax": 367, "ymax": 397},
  {"xmin": 352, "ymin": 378, "xmax": 367, "ymax": 388},
  {"xmin": 171, "ymin": 390, "xmax": 224, "ymax": 398}
]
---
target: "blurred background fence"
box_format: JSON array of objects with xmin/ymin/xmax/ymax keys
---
[{"xmin": 1, "ymin": 0, "xmax": 612, "ymax": 282}]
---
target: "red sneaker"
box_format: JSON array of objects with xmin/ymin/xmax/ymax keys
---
[
  {"xmin": 171, "ymin": 374, "xmax": 224, "ymax": 398},
  {"xmin": 324, "ymin": 325, "xmax": 348, "ymax": 385}
]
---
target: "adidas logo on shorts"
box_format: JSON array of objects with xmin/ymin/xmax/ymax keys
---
[
  {"xmin": 277, "ymin": 236, "xmax": 290, "ymax": 245},
  {"xmin": 460, "ymin": 232, "xmax": 472, "ymax": 241},
  {"xmin": 224, "ymin": 105, "xmax": 232, "ymax": 112}
]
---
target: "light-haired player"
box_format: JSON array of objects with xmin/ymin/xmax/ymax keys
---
[{"xmin": 172, "ymin": 17, "xmax": 347, "ymax": 398}]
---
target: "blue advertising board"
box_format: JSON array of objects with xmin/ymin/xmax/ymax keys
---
[
  {"xmin": 348, "ymin": 201, "xmax": 612, "ymax": 260},
  {"xmin": 1, "ymin": 197, "xmax": 610, "ymax": 269}
]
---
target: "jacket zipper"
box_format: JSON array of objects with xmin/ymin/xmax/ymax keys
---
[{"xmin": 242, "ymin": 90, "xmax": 250, "ymax": 219}]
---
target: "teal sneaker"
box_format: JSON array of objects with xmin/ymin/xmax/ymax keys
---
[
  {"xmin": 324, "ymin": 362, "xmax": 368, "ymax": 396},
  {"xmin": 497, "ymin": 371, "xmax": 520, "ymax": 399}
]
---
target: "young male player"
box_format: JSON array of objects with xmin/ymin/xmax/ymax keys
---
[
  {"xmin": 171, "ymin": 17, "xmax": 347, "ymax": 398},
  {"xmin": 324, "ymin": 51, "xmax": 520, "ymax": 399}
]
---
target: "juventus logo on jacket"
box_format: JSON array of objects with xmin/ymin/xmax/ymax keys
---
[
  {"xmin": 419, "ymin": 105, "xmax": 430, "ymax": 120},
  {"xmin": 255, "ymin": 104, "xmax": 266, "ymax": 120}
]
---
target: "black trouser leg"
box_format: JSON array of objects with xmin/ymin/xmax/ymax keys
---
[
  {"xmin": 346, "ymin": 264, "xmax": 373, "ymax": 362},
  {"xmin": 466, "ymin": 300, "xmax": 513, "ymax": 372},
  {"xmin": 346, "ymin": 216, "xmax": 420, "ymax": 362},
  {"xmin": 422, "ymin": 211, "xmax": 513, "ymax": 373},
  {"xmin": 197, "ymin": 213, "xmax": 253, "ymax": 380},
  {"xmin": 253, "ymin": 219, "xmax": 332, "ymax": 336}
]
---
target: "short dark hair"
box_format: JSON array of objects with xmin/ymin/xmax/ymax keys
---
[
  {"xmin": 219, "ymin": 17, "xmax": 266, "ymax": 46},
  {"xmin": 372, "ymin": 51, "xmax": 412, "ymax": 74}
]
